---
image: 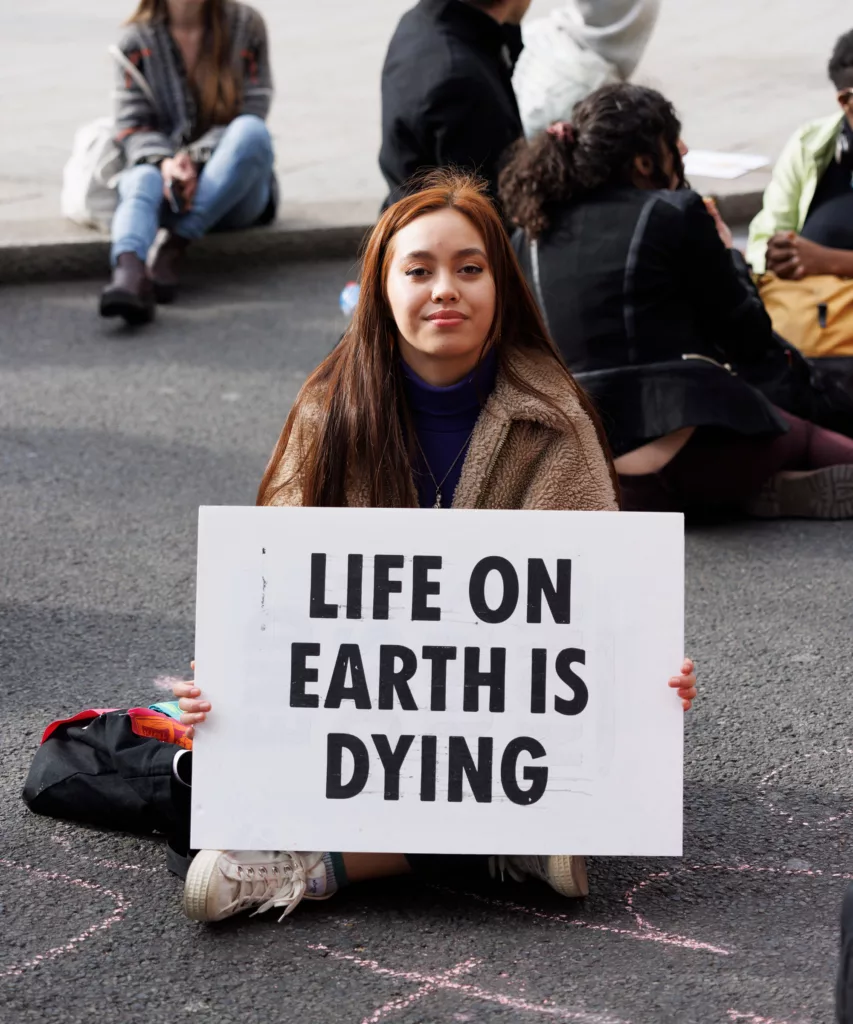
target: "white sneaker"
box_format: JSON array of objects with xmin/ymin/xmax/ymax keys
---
[
  {"xmin": 490, "ymin": 855, "xmax": 589, "ymax": 898},
  {"xmin": 182, "ymin": 849, "xmax": 332, "ymax": 922}
]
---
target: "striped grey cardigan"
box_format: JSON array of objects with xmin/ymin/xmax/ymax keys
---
[{"xmin": 114, "ymin": 1, "xmax": 273, "ymax": 167}]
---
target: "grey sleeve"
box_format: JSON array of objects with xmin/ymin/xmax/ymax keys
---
[
  {"xmin": 239, "ymin": 10, "xmax": 274, "ymax": 120},
  {"xmin": 113, "ymin": 41, "xmax": 175, "ymax": 167}
]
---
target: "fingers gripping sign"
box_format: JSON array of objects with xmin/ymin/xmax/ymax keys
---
[
  {"xmin": 174, "ymin": 658, "xmax": 210, "ymax": 739},
  {"xmin": 668, "ymin": 658, "xmax": 697, "ymax": 711}
]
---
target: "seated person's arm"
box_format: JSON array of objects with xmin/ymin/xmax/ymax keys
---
[
  {"xmin": 703, "ymin": 200, "xmax": 762, "ymax": 291},
  {"xmin": 237, "ymin": 11, "xmax": 274, "ymax": 121},
  {"xmin": 746, "ymin": 129, "xmax": 806, "ymax": 274},
  {"xmin": 114, "ymin": 44, "xmax": 174, "ymax": 167},
  {"xmin": 682, "ymin": 192, "xmax": 774, "ymax": 363}
]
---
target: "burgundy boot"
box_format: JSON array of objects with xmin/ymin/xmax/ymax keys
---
[
  {"xmin": 150, "ymin": 232, "xmax": 190, "ymax": 304},
  {"xmin": 99, "ymin": 252, "xmax": 156, "ymax": 325}
]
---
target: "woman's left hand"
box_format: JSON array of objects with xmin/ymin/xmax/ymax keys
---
[{"xmin": 668, "ymin": 658, "xmax": 697, "ymax": 711}]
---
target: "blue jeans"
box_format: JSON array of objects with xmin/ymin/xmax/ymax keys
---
[{"xmin": 111, "ymin": 114, "xmax": 274, "ymax": 265}]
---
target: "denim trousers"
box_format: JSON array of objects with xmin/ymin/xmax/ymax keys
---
[{"xmin": 110, "ymin": 114, "xmax": 274, "ymax": 265}]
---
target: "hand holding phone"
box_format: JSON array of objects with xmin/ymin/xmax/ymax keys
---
[
  {"xmin": 166, "ymin": 177, "xmax": 187, "ymax": 215},
  {"xmin": 161, "ymin": 152, "xmax": 197, "ymax": 213}
]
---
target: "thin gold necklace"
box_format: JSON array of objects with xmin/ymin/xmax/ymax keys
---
[{"xmin": 413, "ymin": 429, "xmax": 475, "ymax": 509}]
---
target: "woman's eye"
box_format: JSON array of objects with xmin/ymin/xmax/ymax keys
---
[
  {"xmin": 460, "ymin": 264, "xmax": 483, "ymax": 275},
  {"xmin": 405, "ymin": 267, "xmax": 429, "ymax": 278}
]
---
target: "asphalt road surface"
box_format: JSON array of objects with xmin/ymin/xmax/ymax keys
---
[{"xmin": 1, "ymin": 261, "xmax": 851, "ymax": 1024}]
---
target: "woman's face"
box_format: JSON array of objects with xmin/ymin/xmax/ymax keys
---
[
  {"xmin": 385, "ymin": 208, "xmax": 497, "ymax": 387},
  {"xmin": 634, "ymin": 137, "xmax": 688, "ymax": 190}
]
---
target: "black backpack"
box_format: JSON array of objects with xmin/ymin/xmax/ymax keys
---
[{"xmin": 22, "ymin": 709, "xmax": 184, "ymax": 835}]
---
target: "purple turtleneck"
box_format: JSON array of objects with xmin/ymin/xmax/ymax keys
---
[{"xmin": 401, "ymin": 349, "xmax": 498, "ymax": 509}]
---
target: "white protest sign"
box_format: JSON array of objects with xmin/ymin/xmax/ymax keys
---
[{"xmin": 191, "ymin": 507, "xmax": 684, "ymax": 856}]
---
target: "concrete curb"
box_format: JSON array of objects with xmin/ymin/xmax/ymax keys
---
[
  {"xmin": 0, "ymin": 219, "xmax": 373, "ymax": 284},
  {"xmin": 0, "ymin": 190, "xmax": 763, "ymax": 285}
]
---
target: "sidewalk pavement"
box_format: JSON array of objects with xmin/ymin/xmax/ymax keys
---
[{"xmin": 2, "ymin": 0, "xmax": 851, "ymax": 280}]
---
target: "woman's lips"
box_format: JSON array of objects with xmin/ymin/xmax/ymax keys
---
[{"xmin": 426, "ymin": 310, "xmax": 467, "ymax": 325}]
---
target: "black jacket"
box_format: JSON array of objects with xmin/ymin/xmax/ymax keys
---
[
  {"xmin": 379, "ymin": 0, "xmax": 523, "ymax": 208},
  {"xmin": 514, "ymin": 186, "xmax": 788, "ymax": 456}
]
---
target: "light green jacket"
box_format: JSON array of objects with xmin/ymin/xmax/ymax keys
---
[{"xmin": 746, "ymin": 113, "xmax": 844, "ymax": 273}]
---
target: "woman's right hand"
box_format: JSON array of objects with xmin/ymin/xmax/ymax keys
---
[
  {"xmin": 160, "ymin": 152, "xmax": 198, "ymax": 208},
  {"xmin": 173, "ymin": 659, "xmax": 210, "ymax": 740}
]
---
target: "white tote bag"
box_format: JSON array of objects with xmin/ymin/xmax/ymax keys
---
[{"xmin": 60, "ymin": 46, "xmax": 156, "ymax": 231}]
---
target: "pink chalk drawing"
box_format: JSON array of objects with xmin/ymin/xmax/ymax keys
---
[
  {"xmin": 444, "ymin": 856, "xmax": 852, "ymax": 1023},
  {"xmin": 50, "ymin": 832, "xmax": 160, "ymax": 875},
  {"xmin": 0, "ymin": 859, "xmax": 131, "ymax": 977},
  {"xmin": 758, "ymin": 747, "xmax": 853, "ymax": 831},
  {"xmin": 444, "ymin": 882, "xmax": 732, "ymax": 955},
  {"xmin": 307, "ymin": 944, "xmax": 634, "ymax": 1024},
  {"xmin": 461, "ymin": 860, "xmax": 853, "ymax": 960},
  {"xmin": 622, "ymin": 862, "xmax": 852, "ymax": 953},
  {"xmin": 727, "ymin": 1011, "xmax": 806, "ymax": 1024}
]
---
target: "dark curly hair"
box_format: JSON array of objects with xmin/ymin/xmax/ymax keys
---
[
  {"xmin": 829, "ymin": 29, "xmax": 853, "ymax": 90},
  {"xmin": 499, "ymin": 83, "xmax": 685, "ymax": 240}
]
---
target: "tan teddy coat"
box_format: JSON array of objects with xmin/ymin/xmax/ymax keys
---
[{"xmin": 266, "ymin": 347, "xmax": 618, "ymax": 513}]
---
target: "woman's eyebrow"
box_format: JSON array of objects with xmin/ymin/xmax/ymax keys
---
[{"xmin": 400, "ymin": 247, "xmax": 487, "ymax": 260}]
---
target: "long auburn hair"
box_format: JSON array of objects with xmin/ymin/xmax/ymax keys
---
[
  {"xmin": 256, "ymin": 171, "xmax": 615, "ymax": 508},
  {"xmin": 127, "ymin": 0, "xmax": 240, "ymax": 128}
]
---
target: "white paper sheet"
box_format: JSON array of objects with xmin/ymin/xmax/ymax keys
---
[{"xmin": 684, "ymin": 150, "xmax": 769, "ymax": 179}]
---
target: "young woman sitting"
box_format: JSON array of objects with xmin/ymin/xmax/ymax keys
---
[
  {"xmin": 499, "ymin": 83, "xmax": 853, "ymax": 519},
  {"xmin": 170, "ymin": 170, "xmax": 698, "ymax": 923},
  {"xmin": 100, "ymin": 0, "xmax": 276, "ymax": 325}
]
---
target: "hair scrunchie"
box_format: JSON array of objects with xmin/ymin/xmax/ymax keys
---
[{"xmin": 546, "ymin": 121, "xmax": 575, "ymax": 145}]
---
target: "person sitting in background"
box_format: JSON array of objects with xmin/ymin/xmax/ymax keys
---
[
  {"xmin": 748, "ymin": 29, "xmax": 853, "ymax": 281},
  {"xmin": 499, "ymin": 83, "xmax": 853, "ymax": 519},
  {"xmin": 513, "ymin": 0, "xmax": 660, "ymax": 139},
  {"xmin": 379, "ymin": 0, "xmax": 530, "ymax": 212},
  {"xmin": 100, "ymin": 0, "xmax": 276, "ymax": 326},
  {"xmin": 746, "ymin": 30, "xmax": 853, "ymax": 376}
]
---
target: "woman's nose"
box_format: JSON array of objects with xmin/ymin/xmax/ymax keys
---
[{"xmin": 431, "ymin": 272, "xmax": 459, "ymax": 303}]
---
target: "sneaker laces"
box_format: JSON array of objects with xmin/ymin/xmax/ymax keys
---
[
  {"xmin": 488, "ymin": 855, "xmax": 527, "ymax": 883},
  {"xmin": 222, "ymin": 853, "xmax": 328, "ymax": 922}
]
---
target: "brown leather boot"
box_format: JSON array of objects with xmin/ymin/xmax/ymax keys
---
[
  {"xmin": 150, "ymin": 232, "xmax": 190, "ymax": 304},
  {"xmin": 99, "ymin": 252, "xmax": 156, "ymax": 325}
]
